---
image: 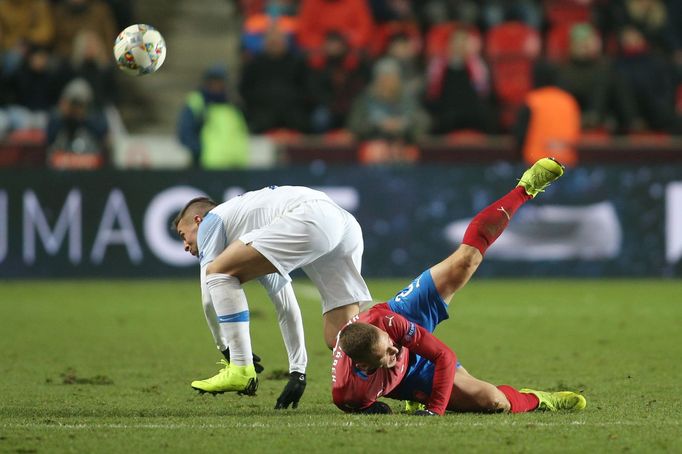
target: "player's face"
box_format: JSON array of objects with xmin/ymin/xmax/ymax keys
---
[
  {"xmin": 176, "ymin": 216, "xmax": 200, "ymax": 257},
  {"xmin": 369, "ymin": 329, "xmax": 400, "ymax": 369}
]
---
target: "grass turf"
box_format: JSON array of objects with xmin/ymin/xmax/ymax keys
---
[{"xmin": 0, "ymin": 279, "xmax": 680, "ymax": 453}]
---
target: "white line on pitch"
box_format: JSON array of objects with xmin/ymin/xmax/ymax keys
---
[{"xmin": 1, "ymin": 420, "xmax": 678, "ymax": 430}]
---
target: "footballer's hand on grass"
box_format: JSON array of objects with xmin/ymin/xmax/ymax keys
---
[
  {"xmin": 413, "ymin": 409, "xmax": 438, "ymax": 416},
  {"xmin": 274, "ymin": 372, "xmax": 306, "ymax": 409},
  {"xmin": 359, "ymin": 402, "xmax": 392, "ymax": 414},
  {"xmin": 252, "ymin": 353, "xmax": 264, "ymax": 374}
]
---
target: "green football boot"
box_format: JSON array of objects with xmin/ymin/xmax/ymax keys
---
[
  {"xmin": 191, "ymin": 360, "xmax": 259, "ymax": 396},
  {"xmin": 404, "ymin": 401, "xmax": 426, "ymax": 414},
  {"xmin": 516, "ymin": 157, "xmax": 565, "ymax": 198},
  {"xmin": 520, "ymin": 388, "xmax": 587, "ymax": 411}
]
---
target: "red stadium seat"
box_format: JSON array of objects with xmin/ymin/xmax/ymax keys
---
[
  {"xmin": 485, "ymin": 21, "xmax": 541, "ymax": 59},
  {"xmin": 239, "ymin": 0, "xmax": 266, "ymax": 17},
  {"xmin": 8, "ymin": 128, "xmax": 46, "ymax": 145},
  {"xmin": 543, "ymin": 0, "xmax": 592, "ymax": 26},
  {"xmin": 546, "ymin": 22, "xmax": 603, "ymax": 62},
  {"xmin": 323, "ymin": 129, "xmax": 354, "ymax": 144},
  {"xmin": 265, "ymin": 128, "xmax": 304, "ymax": 144},
  {"xmin": 444, "ymin": 130, "xmax": 487, "ymax": 144},
  {"xmin": 545, "ymin": 22, "xmax": 572, "ymax": 62},
  {"xmin": 370, "ymin": 20, "xmax": 422, "ymax": 57},
  {"xmin": 425, "ymin": 22, "xmax": 481, "ymax": 59},
  {"xmin": 580, "ymin": 127, "xmax": 611, "ymax": 144},
  {"xmin": 485, "ymin": 22, "xmax": 541, "ymax": 129}
]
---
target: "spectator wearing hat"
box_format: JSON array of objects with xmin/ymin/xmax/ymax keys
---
[
  {"xmin": 348, "ymin": 58, "xmax": 429, "ymax": 141},
  {"xmin": 46, "ymin": 78, "xmax": 109, "ymax": 169},
  {"xmin": 177, "ymin": 64, "xmax": 249, "ymax": 169},
  {"xmin": 348, "ymin": 58, "xmax": 429, "ymax": 164}
]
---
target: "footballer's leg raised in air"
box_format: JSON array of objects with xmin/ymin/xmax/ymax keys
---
[{"xmin": 333, "ymin": 158, "xmax": 585, "ymax": 415}]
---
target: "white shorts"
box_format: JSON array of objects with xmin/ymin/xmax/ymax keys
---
[{"xmin": 239, "ymin": 199, "xmax": 372, "ymax": 313}]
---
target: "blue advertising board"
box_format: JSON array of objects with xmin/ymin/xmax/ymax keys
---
[{"xmin": 1, "ymin": 164, "xmax": 681, "ymax": 278}]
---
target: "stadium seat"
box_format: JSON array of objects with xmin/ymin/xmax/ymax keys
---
[
  {"xmin": 627, "ymin": 131, "xmax": 672, "ymax": 143},
  {"xmin": 7, "ymin": 128, "xmax": 46, "ymax": 145},
  {"xmin": 425, "ymin": 22, "xmax": 481, "ymax": 59},
  {"xmin": 545, "ymin": 22, "xmax": 572, "ymax": 62},
  {"xmin": 485, "ymin": 21, "xmax": 541, "ymax": 129},
  {"xmin": 265, "ymin": 128, "xmax": 304, "ymax": 144},
  {"xmin": 580, "ymin": 127, "xmax": 611, "ymax": 144},
  {"xmin": 486, "ymin": 21, "xmax": 541, "ymax": 59},
  {"xmin": 485, "ymin": 22, "xmax": 541, "ymax": 129},
  {"xmin": 370, "ymin": 20, "xmax": 422, "ymax": 57},
  {"xmin": 323, "ymin": 129, "xmax": 354, "ymax": 144},
  {"xmin": 239, "ymin": 0, "xmax": 266, "ymax": 17},
  {"xmin": 543, "ymin": 0, "xmax": 592, "ymax": 26},
  {"xmin": 444, "ymin": 130, "xmax": 487, "ymax": 144}
]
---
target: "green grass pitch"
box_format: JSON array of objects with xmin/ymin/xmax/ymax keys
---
[{"xmin": 1, "ymin": 278, "xmax": 681, "ymax": 453}]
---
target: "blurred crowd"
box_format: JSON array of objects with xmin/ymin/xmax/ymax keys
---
[
  {"xmin": 0, "ymin": 0, "xmax": 129, "ymax": 168},
  {"xmin": 1, "ymin": 0, "xmax": 681, "ymax": 169},
  {"xmin": 181, "ymin": 0, "xmax": 682, "ymax": 167}
]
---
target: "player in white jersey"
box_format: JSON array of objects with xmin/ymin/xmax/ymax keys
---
[{"xmin": 173, "ymin": 185, "xmax": 372, "ymax": 407}]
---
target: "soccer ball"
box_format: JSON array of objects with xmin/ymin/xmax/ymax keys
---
[{"xmin": 113, "ymin": 24, "xmax": 166, "ymax": 76}]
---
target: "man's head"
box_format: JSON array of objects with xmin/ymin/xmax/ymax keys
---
[
  {"xmin": 201, "ymin": 64, "xmax": 228, "ymax": 102},
  {"xmin": 569, "ymin": 23, "xmax": 600, "ymax": 62},
  {"xmin": 338, "ymin": 323, "xmax": 400, "ymax": 371},
  {"xmin": 172, "ymin": 197, "xmax": 218, "ymax": 257},
  {"xmin": 371, "ymin": 58, "xmax": 403, "ymax": 101},
  {"xmin": 263, "ymin": 25, "xmax": 289, "ymax": 58},
  {"xmin": 59, "ymin": 78, "xmax": 93, "ymax": 119}
]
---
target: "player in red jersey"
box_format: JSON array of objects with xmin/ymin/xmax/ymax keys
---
[{"xmin": 332, "ymin": 158, "xmax": 587, "ymax": 415}]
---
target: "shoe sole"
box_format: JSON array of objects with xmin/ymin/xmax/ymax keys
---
[
  {"xmin": 237, "ymin": 377, "xmax": 259, "ymax": 396},
  {"xmin": 538, "ymin": 157, "xmax": 565, "ymax": 177}
]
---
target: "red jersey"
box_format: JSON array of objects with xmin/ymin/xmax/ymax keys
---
[{"xmin": 331, "ymin": 303, "xmax": 457, "ymax": 415}]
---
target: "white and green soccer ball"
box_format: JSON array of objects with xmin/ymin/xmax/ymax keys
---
[{"xmin": 113, "ymin": 24, "xmax": 166, "ymax": 76}]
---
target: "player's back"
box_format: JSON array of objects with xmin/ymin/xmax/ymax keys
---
[{"xmin": 211, "ymin": 185, "xmax": 332, "ymax": 240}]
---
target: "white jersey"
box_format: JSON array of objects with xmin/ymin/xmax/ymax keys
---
[{"xmin": 197, "ymin": 185, "xmax": 333, "ymax": 293}]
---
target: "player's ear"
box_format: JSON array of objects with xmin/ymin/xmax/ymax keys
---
[{"xmin": 193, "ymin": 214, "xmax": 202, "ymax": 225}]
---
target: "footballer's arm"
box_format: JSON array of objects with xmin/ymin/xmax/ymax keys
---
[{"xmin": 400, "ymin": 324, "xmax": 458, "ymax": 415}]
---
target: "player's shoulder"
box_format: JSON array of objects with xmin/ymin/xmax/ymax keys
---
[
  {"xmin": 362, "ymin": 303, "xmax": 407, "ymax": 328},
  {"xmin": 197, "ymin": 211, "xmax": 224, "ymax": 242}
]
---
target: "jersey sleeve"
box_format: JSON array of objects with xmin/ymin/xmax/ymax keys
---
[
  {"xmin": 385, "ymin": 314, "xmax": 457, "ymax": 416},
  {"xmin": 331, "ymin": 343, "xmax": 377, "ymax": 413},
  {"xmin": 197, "ymin": 212, "xmax": 226, "ymax": 267}
]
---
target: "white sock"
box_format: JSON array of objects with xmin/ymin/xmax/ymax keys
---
[
  {"xmin": 205, "ymin": 273, "xmax": 253, "ymax": 366},
  {"xmin": 200, "ymin": 268, "xmax": 227, "ymax": 351}
]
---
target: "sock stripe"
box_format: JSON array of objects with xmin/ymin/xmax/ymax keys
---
[{"xmin": 217, "ymin": 310, "xmax": 250, "ymax": 323}]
